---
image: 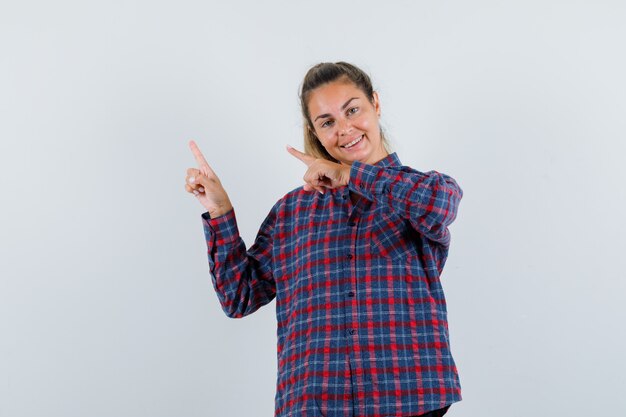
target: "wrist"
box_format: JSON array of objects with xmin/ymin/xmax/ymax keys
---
[
  {"xmin": 342, "ymin": 165, "xmax": 352, "ymax": 186},
  {"xmin": 209, "ymin": 202, "xmax": 233, "ymax": 218}
]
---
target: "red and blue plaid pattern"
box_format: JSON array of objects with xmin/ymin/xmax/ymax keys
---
[{"xmin": 201, "ymin": 152, "xmax": 463, "ymax": 417}]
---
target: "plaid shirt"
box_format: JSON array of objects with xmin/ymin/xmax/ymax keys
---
[{"xmin": 201, "ymin": 152, "xmax": 463, "ymax": 417}]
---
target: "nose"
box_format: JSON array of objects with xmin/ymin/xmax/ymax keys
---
[{"xmin": 337, "ymin": 117, "xmax": 352, "ymax": 136}]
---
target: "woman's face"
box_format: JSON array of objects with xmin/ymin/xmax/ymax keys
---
[{"xmin": 307, "ymin": 79, "xmax": 388, "ymax": 166}]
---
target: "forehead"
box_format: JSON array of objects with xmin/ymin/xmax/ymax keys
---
[{"xmin": 307, "ymin": 80, "xmax": 366, "ymax": 115}]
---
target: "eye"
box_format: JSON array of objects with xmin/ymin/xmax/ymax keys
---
[
  {"xmin": 347, "ymin": 107, "xmax": 359, "ymax": 116},
  {"xmin": 320, "ymin": 119, "xmax": 334, "ymax": 128}
]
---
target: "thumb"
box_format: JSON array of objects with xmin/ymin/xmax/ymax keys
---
[{"xmin": 188, "ymin": 168, "xmax": 209, "ymax": 187}]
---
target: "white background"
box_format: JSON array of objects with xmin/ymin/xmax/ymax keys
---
[{"xmin": 1, "ymin": 1, "xmax": 625, "ymax": 416}]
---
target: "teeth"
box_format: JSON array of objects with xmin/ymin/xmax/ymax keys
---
[{"xmin": 343, "ymin": 135, "xmax": 363, "ymax": 148}]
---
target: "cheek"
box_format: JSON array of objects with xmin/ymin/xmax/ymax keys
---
[
  {"xmin": 358, "ymin": 115, "xmax": 376, "ymax": 130},
  {"xmin": 360, "ymin": 118, "xmax": 381, "ymax": 140},
  {"xmin": 316, "ymin": 130, "xmax": 335, "ymax": 146}
]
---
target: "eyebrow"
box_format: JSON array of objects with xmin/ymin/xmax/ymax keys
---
[{"xmin": 314, "ymin": 97, "xmax": 359, "ymax": 122}]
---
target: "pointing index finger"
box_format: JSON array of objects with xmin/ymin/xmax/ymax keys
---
[
  {"xmin": 286, "ymin": 145, "xmax": 315, "ymax": 166},
  {"xmin": 189, "ymin": 140, "xmax": 215, "ymax": 176}
]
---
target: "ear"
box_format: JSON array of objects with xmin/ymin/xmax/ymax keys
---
[{"xmin": 372, "ymin": 91, "xmax": 381, "ymax": 117}]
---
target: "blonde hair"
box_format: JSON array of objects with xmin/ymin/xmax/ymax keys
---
[{"xmin": 299, "ymin": 62, "xmax": 391, "ymax": 163}]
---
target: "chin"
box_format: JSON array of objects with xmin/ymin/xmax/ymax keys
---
[{"xmin": 340, "ymin": 150, "xmax": 370, "ymax": 163}]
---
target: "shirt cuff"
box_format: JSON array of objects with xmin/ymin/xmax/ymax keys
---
[
  {"xmin": 201, "ymin": 208, "xmax": 239, "ymax": 246},
  {"xmin": 348, "ymin": 160, "xmax": 388, "ymax": 201}
]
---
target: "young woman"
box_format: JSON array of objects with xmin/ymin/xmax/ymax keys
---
[{"xmin": 185, "ymin": 62, "xmax": 463, "ymax": 417}]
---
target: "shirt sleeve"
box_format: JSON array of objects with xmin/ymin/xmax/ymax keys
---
[
  {"xmin": 201, "ymin": 204, "xmax": 278, "ymax": 318},
  {"xmin": 348, "ymin": 160, "xmax": 463, "ymax": 247}
]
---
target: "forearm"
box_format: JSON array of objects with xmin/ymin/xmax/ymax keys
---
[
  {"xmin": 202, "ymin": 208, "xmax": 276, "ymax": 318},
  {"xmin": 348, "ymin": 161, "xmax": 463, "ymax": 245}
]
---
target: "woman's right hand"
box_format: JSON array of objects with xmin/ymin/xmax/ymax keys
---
[{"xmin": 185, "ymin": 140, "xmax": 233, "ymax": 218}]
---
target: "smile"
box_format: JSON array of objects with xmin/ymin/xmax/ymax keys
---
[{"xmin": 342, "ymin": 135, "xmax": 363, "ymax": 149}]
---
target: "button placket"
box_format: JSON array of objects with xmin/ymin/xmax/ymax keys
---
[{"xmin": 344, "ymin": 206, "xmax": 359, "ymax": 342}]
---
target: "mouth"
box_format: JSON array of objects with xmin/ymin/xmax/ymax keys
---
[{"xmin": 341, "ymin": 135, "xmax": 363, "ymax": 149}]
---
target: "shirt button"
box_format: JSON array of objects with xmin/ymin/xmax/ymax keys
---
[
  {"xmin": 348, "ymin": 329, "xmax": 356, "ymax": 335},
  {"xmin": 348, "ymin": 291, "xmax": 355, "ymax": 297},
  {"xmin": 348, "ymin": 221, "xmax": 356, "ymax": 227},
  {"xmin": 347, "ymin": 254, "xmax": 353, "ymax": 259}
]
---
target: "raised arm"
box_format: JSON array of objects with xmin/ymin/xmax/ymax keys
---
[
  {"xmin": 284, "ymin": 145, "xmax": 462, "ymax": 247},
  {"xmin": 185, "ymin": 140, "xmax": 276, "ymax": 318}
]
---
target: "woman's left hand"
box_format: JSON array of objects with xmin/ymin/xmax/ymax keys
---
[{"xmin": 287, "ymin": 145, "xmax": 351, "ymax": 194}]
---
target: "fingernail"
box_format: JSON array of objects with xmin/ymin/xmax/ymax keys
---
[
  {"xmin": 319, "ymin": 190, "xmax": 324, "ymax": 195},
  {"xmin": 198, "ymin": 187, "xmax": 205, "ymax": 192},
  {"xmin": 193, "ymin": 190, "xmax": 199, "ymax": 195},
  {"xmin": 286, "ymin": 144, "xmax": 293, "ymax": 150},
  {"xmin": 189, "ymin": 176, "xmax": 195, "ymax": 183}
]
